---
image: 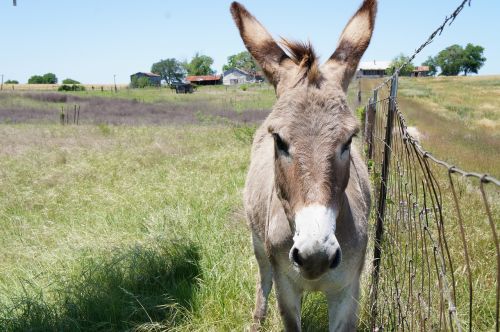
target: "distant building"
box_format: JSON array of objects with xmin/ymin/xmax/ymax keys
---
[
  {"xmin": 130, "ymin": 72, "xmax": 161, "ymax": 86},
  {"xmin": 222, "ymin": 68, "xmax": 264, "ymax": 85},
  {"xmin": 357, "ymin": 61, "xmax": 391, "ymax": 77},
  {"xmin": 411, "ymin": 66, "xmax": 430, "ymax": 77},
  {"xmin": 185, "ymin": 74, "xmax": 222, "ymax": 85}
]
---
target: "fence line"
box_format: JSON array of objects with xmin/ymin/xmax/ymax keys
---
[
  {"xmin": 361, "ymin": 2, "xmax": 499, "ymax": 330},
  {"xmin": 363, "ymin": 74, "xmax": 499, "ymax": 331}
]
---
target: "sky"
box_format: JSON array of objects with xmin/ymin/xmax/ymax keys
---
[{"xmin": 1, "ymin": 0, "xmax": 498, "ymax": 84}]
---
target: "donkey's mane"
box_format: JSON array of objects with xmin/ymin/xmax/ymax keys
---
[{"xmin": 280, "ymin": 39, "xmax": 321, "ymax": 85}]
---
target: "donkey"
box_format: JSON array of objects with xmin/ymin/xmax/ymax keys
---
[{"xmin": 231, "ymin": 1, "xmax": 376, "ymax": 331}]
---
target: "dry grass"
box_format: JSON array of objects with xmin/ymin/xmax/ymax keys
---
[
  {"xmin": 361, "ymin": 76, "xmax": 500, "ymax": 178},
  {"xmin": 0, "ymin": 76, "xmax": 497, "ymax": 331},
  {"xmin": 0, "ymin": 91, "xmax": 270, "ymax": 126},
  {"xmin": 359, "ymin": 75, "xmax": 499, "ymax": 331}
]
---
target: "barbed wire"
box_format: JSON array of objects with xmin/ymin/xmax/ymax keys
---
[
  {"xmin": 372, "ymin": 0, "xmax": 472, "ymax": 92},
  {"xmin": 364, "ymin": 2, "xmax": 499, "ymax": 328}
]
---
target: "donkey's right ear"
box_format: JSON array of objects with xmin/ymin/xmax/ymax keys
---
[{"xmin": 230, "ymin": 2, "xmax": 289, "ymax": 87}]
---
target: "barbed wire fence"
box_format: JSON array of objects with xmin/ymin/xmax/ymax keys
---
[{"xmin": 361, "ymin": 1, "xmax": 499, "ymax": 331}]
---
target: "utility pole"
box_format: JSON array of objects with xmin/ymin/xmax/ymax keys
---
[
  {"xmin": 1, "ymin": 74, "xmax": 3, "ymax": 91},
  {"xmin": 13, "ymin": 0, "xmax": 17, "ymax": 6},
  {"xmin": 113, "ymin": 74, "xmax": 117, "ymax": 93}
]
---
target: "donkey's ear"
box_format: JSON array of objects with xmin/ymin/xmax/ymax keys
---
[
  {"xmin": 324, "ymin": 0, "xmax": 377, "ymax": 92},
  {"xmin": 230, "ymin": 2, "xmax": 289, "ymax": 87}
]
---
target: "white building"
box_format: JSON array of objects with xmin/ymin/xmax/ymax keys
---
[
  {"xmin": 223, "ymin": 68, "xmax": 252, "ymax": 85},
  {"xmin": 357, "ymin": 60, "xmax": 391, "ymax": 77},
  {"xmin": 223, "ymin": 68, "xmax": 264, "ymax": 85}
]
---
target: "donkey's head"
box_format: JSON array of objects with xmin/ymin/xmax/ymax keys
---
[{"xmin": 232, "ymin": 1, "xmax": 376, "ymax": 280}]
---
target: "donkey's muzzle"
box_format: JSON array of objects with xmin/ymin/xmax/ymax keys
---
[{"xmin": 290, "ymin": 244, "xmax": 342, "ymax": 280}]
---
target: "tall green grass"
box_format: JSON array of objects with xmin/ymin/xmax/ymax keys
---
[{"xmin": 0, "ymin": 124, "xmax": 336, "ymax": 331}]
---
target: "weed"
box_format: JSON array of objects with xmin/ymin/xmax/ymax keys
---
[
  {"xmin": 98, "ymin": 123, "xmax": 112, "ymax": 135},
  {"xmin": 232, "ymin": 124, "xmax": 257, "ymax": 144}
]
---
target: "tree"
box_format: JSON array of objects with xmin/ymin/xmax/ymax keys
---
[
  {"xmin": 422, "ymin": 56, "xmax": 438, "ymax": 76},
  {"xmin": 28, "ymin": 73, "xmax": 58, "ymax": 84},
  {"xmin": 461, "ymin": 43, "xmax": 486, "ymax": 76},
  {"xmin": 4, "ymin": 79, "xmax": 18, "ymax": 84},
  {"xmin": 62, "ymin": 78, "xmax": 80, "ymax": 84},
  {"xmin": 151, "ymin": 58, "xmax": 186, "ymax": 84},
  {"xmin": 386, "ymin": 54, "xmax": 415, "ymax": 76},
  {"xmin": 28, "ymin": 75, "xmax": 44, "ymax": 84},
  {"xmin": 436, "ymin": 44, "xmax": 464, "ymax": 76},
  {"xmin": 184, "ymin": 53, "xmax": 215, "ymax": 76},
  {"xmin": 42, "ymin": 73, "xmax": 57, "ymax": 84},
  {"xmin": 223, "ymin": 51, "xmax": 259, "ymax": 73}
]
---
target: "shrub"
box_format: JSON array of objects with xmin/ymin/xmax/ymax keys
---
[
  {"xmin": 58, "ymin": 84, "xmax": 86, "ymax": 92},
  {"xmin": 4, "ymin": 79, "xmax": 18, "ymax": 84},
  {"xmin": 240, "ymin": 84, "xmax": 248, "ymax": 91},
  {"xmin": 130, "ymin": 76, "xmax": 152, "ymax": 88}
]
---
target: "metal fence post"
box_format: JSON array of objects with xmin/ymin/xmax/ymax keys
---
[
  {"xmin": 370, "ymin": 73, "xmax": 398, "ymax": 330},
  {"xmin": 365, "ymin": 89, "xmax": 377, "ymax": 160}
]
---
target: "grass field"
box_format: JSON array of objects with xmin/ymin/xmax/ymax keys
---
[
  {"xmin": 0, "ymin": 78, "xmax": 498, "ymax": 331},
  {"xmin": 361, "ymin": 75, "xmax": 500, "ymax": 177}
]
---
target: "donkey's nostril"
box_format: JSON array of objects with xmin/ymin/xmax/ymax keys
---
[
  {"xmin": 292, "ymin": 247, "xmax": 303, "ymax": 266},
  {"xmin": 330, "ymin": 248, "xmax": 342, "ymax": 269}
]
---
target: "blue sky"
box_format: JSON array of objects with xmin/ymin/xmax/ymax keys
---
[{"xmin": 1, "ymin": 1, "xmax": 498, "ymax": 84}]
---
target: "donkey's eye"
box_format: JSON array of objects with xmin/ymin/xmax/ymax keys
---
[
  {"xmin": 272, "ymin": 133, "xmax": 289, "ymax": 155},
  {"xmin": 341, "ymin": 135, "xmax": 354, "ymax": 154}
]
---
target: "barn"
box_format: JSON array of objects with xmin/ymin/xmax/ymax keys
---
[
  {"xmin": 411, "ymin": 66, "xmax": 430, "ymax": 77},
  {"xmin": 185, "ymin": 75, "xmax": 222, "ymax": 85},
  {"xmin": 357, "ymin": 61, "xmax": 391, "ymax": 78},
  {"xmin": 130, "ymin": 72, "xmax": 162, "ymax": 86},
  {"xmin": 223, "ymin": 68, "xmax": 251, "ymax": 85},
  {"xmin": 222, "ymin": 68, "xmax": 265, "ymax": 85}
]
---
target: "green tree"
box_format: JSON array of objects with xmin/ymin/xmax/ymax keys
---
[
  {"xmin": 386, "ymin": 54, "xmax": 415, "ymax": 76},
  {"xmin": 223, "ymin": 51, "xmax": 259, "ymax": 73},
  {"xmin": 184, "ymin": 53, "xmax": 215, "ymax": 76},
  {"xmin": 28, "ymin": 73, "xmax": 58, "ymax": 84},
  {"xmin": 62, "ymin": 78, "xmax": 80, "ymax": 84},
  {"xmin": 461, "ymin": 43, "xmax": 486, "ymax": 76},
  {"xmin": 4, "ymin": 79, "xmax": 18, "ymax": 84},
  {"xmin": 28, "ymin": 75, "xmax": 44, "ymax": 84},
  {"xmin": 151, "ymin": 58, "xmax": 186, "ymax": 84},
  {"xmin": 436, "ymin": 44, "xmax": 464, "ymax": 76},
  {"xmin": 42, "ymin": 73, "xmax": 57, "ymax": 84},
  {"xmin": 422, "ymin": 56, "xmax": 438, "ymax": 76}
]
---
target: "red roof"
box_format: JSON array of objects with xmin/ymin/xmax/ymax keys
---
[
  {"xmin": 185, "ymin": 75, "xmax": 221, "ymax": 82},
  {"xmin": 413, "ymin": 66, "xmax": 430, "ymax": 72}
]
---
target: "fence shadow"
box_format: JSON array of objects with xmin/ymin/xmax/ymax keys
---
[{"xmin": 1, "ymin": 240, "xmax": 202, "ymax": 331}]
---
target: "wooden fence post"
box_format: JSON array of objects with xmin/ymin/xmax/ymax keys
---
[
  {"xmin": 364, "ymin": 89, "xmax": 377, "ymax": 160},
  {"xmin": 60, "ymin": 106, "xmax": 65, "ymax": 125},
  {"xmin": 370, "ymin": 73, "xmax": 398, "ymax": 330},
  {"xmin": 357, "ymin": 78, "xmax": 362, "ymax": 106}
]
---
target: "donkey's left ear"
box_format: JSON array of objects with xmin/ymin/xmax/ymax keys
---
[{"xmin": 323, "ymin": 0, "xmax": 377, "ymax": 92}]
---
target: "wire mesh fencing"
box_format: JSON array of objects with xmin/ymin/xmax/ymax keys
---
[{"xmin": 363, "ymin": 74, "xmax": 499, "ymax": 332}]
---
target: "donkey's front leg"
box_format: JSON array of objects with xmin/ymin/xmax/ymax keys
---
[
  {"xmin": 251, "ymin": 234, "xmax": 273, "ymax": 331},
  {"xmin": 326, "ymin": 281, "xmax": 360, "ymax": 332},
  {"xmin": 274, "ymin": 272, "xmax": 302, "ymax": 332}
]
